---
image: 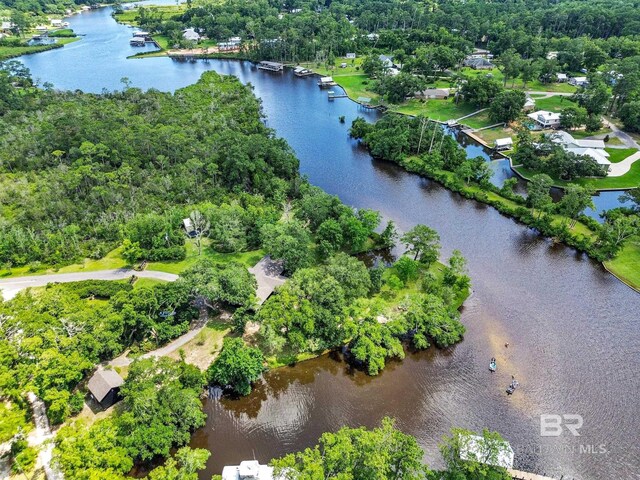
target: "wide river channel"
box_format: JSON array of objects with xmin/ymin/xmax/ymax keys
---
[{"xmin": 20, "ymin": 5, "xmax": 640, "ymax": 479}]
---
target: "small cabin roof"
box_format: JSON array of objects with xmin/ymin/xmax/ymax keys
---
[
  {"xmin": 88, "ymin": 369, "xmax": 124, "ymax": 402},
  {"xmin": 319, "ymin": 76, "xmax": 333, "ymax": 82}
]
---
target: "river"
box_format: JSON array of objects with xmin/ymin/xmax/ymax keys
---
[{"xmin": 19, "ymin": 6, "xmax": 640, "ymax": 480}]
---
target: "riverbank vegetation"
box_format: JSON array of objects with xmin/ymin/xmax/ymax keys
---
[
  {"xmin": 254, "ymin": 418, "xmax": 512, "ymax": 480},
  {"xmin": 253, "ymin": 227, "xmax": 470, "ymax": 375},
  {"xmin": 350, "ymin": 114, "xmax": 640, "ymax": 291},
  {"xmin": 53, "ymin": 357, "xmax": 209, "ymax": 480},
  {"xmin": 119, "ymin": 0, "xmax": 640, "ymax": 136}
]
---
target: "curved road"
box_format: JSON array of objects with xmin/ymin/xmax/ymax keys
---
[{"xmin": 0, "ymin": 269, "xmax": 178, "ymax": 301}]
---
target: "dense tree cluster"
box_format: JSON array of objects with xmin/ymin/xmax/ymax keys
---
[
  {"xmin": 257, "ymin": 240, "xmax": 469, "ymax": 376},
  {"xmin": 0, "ymin": 69, "xmax": 299, "ymax": 268},
  {"xmin": 207, "ymin": 337, "xmax": 264, "ymax": 395},
  {"xmin": 54, "ymin": 357, "xmax": 207, "ymax": 479},
  {"xmin": 0, "ymin": 260, "xmax": 253, "ymax": 426},
  {"xmin": 266, "ymin": 418, "xmax": 511, "ymax": 480}
]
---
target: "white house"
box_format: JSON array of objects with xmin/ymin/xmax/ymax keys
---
[
  {"xmin": 527, "ymin": 110, "xmax": 561, "ymax": 129},
  {"xmin": 416, "ymin": 88, "xmax": 450, "ymax": 99},
  {"xmin": 566, "ymin": 147, "xmax": 611, "ymax": 169},
  {"xmin": 548, "ymin": 131, "xmax": 610, "ymax": 171},
  {"xmin": 569, "ymin": 76, "xmax": 588, "ymax": 87},
  {"xmin": 556, "ymin": 73, "xmax": 568, "ymax": 82},
  {"xmin": 182, "ymin": 28, "xmax": 201, "ymax": 42},
  {"xmin": 50, "ymin": 19, "xmax": 63, "ymax": 27},
  {"xmin": 222, "ymin": 461, "xmax": 276, "ymax": 480},
  {"xmin": 495, "ymin": 138, "xmax": 513, "ymax": 151},
  {"xmin": 346, "ymin": 52, "xmax": 356, "ymax": 59},
  {"xmin": 378, "ymin": 54, "xmax": 394, "ymax": 69},
  {"xmin": 549, "ymin": 130, "xmax": 606, "ymax": 150},
  {"xmin": 523, "ymin": 97, "xmax": 536, "ymax": 111}
]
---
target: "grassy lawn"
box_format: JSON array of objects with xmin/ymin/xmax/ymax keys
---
[
  {"xmin": 0, "ymin": 239, "xmax": 264, "ymax": 278},
  {"xmin": 148, "ymin": 238, "xmax": 264, "ymax": 274},
  {"xmin": 515, "ymin": 162, "xmax": 640, "ymax": 190},
  {"xmin": 114, "ymin": 4, "xmax": 187, "ymax": 25},
  {"xmin": 133, "ymin": 277, "xmax": 168, "ymax": 289},
  {"xmin": 533, "ymin": 95, "xmax": 576, "ymax": 112},
  {"xmin": 604, "ymin": 238, "xmax": 640, "ymax": 293},
  {"xmin": 392, "ymin": 98, "xmax": 477, "ymax": 122},
  {"xmin": 331, "ymin": 74, "xmax": 380, "ymax": 103},
  {"xmin": 476, "ymin": 126, "xmax": 515, "ymax": 145},
  {"xmin": 462, "ymin": 109, "xmax": 495, "ymax": 130},
  {"xmin": 605, "ymin": 147, "xmax": 637, "ymax": 163},
  {"xmin": 459, "ymin": 67, "xmax": 578, "ymax": 93},
  {"xmin": 0, "ymin": 246, "xmax": 128, "ymax": 278},
  {"xmin": 571, "ymin": 128, "xmax": 612, "ymax": 139},
  {"xmin": 166, "ymin": 319, "xmax": 232, "ymax": 370}
]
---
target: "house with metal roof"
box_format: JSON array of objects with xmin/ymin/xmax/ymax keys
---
[
  {"xmin": 463, "ymin": 57, "xmax": 494, "ymax": 69},
  {"xmin": 87, "ymin": 369, "xmax": 124, "ymax": 408}
]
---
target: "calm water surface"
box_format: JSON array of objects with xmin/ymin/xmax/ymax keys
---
[{"xmin": 21, "ymin": 8, "xmax": 640, "ymax": 480}]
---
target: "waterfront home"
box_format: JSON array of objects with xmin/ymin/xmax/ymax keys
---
[
  {"xmin": 495, "ymin": 137, "xmax": 513, "ymax": 151},
  {"xmin": 527, "ymin": 110, "xmax": 561, "ymax": 129},
  {"xmin": 183, "ymin": 28, "xmax": 201, "ymax": 42},
  {"xmin": 222, "ymin": 460, "xmax": 276, "ymax": 480},
  {"xmin": 366, "ymin": 33, "xmax": 379, "ymax": 41},
  {"xmin": 416, "ymin": 88, "xmax": 450, "ymax": 99},
  {"xmin": 549, "ymin": 130, "xmax": 606, "ymax": 150},
  {"xmin": 567, "ymin": 148, "xmax": 611, "ymax": 170},
  {"xmin": 35, "ymin": 25, "xmax": 49, "ymax": 33},
  {"xmin": 50, "ymin": 19, "xmax": 63, "ymax": 27},
  {"xmin": 569, "ymin": 76, "xmax": 588, "ymax": 87},
  {"xmin": 548, "ymin": 131, "xmax": 610, "ymax": 171},
  {"xmin": 346, "ymin": 52, "xmax": 356, "ymax": 59},
  {"xmin": 556, "ymin": 73, "xmax": 568, "ymax": 82},
  {"xmin": 87, "ymin": 369, "xmax": 124, "ymax": 409},
  {"xmin": 1, "ymin": 21, "xmax": 14, "ymax": 32},
  {"xmin": 463, "ymin": 57, "xmax": 494, "ymax": 69}
]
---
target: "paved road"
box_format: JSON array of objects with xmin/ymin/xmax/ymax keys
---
[
  {"xmin": 525, "ymin": 90, "xmax": 574, "ymax": 98},
  {"xmin": 603, "ymin": 117, "xmax": 640, "ymax": 149},
  {"xmin": 0, "ymin": 269, "xmax": 178, "ymax": 301},
  {"xmin": 609, "ymin": 151, "xmax": 640, "ymax": 177}
]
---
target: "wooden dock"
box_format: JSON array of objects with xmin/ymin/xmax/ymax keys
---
[{"xmin": 508, "ymin": 468, "xmax": 557, "ymax": 480}]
